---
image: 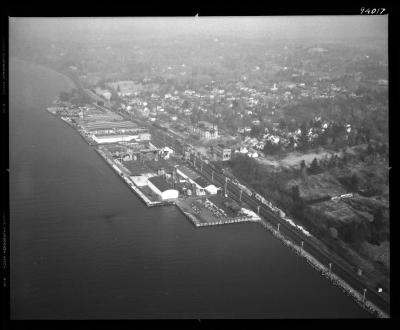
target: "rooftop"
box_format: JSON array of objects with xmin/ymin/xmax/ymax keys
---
[
  {"xmin": 177, "ymin": 165, "xmax": 200, "ymax": 180},
  {"xmin": 94, "ymin": 134, "xmax": 137, "ymax": 139},
  {"xmin": 148, "ymin": 175, "xmax": 173, "ymax": 192},
  {"xmin": 216, "ymin": 143, "xmax": 230, "ymax": 150},
  {"xmin": 145, "ymin": 159, "xmax": 175, "ymax": 172},
  {"xmin": 194, "ymin": 176, "xmax": 210, "ymax": 188},
  {"xmin": 83, "ymin": 120, "xmax": 140, "ymax": 131}
]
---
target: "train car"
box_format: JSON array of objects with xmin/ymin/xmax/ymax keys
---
[
  {"xmin": 236, "ymin": 183, "xmax": 253, "ymax": 197},
  {"xmin": 243, "ymin": 187, "xmax": 253, "ymax": 197},
  {"xmin": 340, "ymin": 193, "xmax": 353, "ymax": 199}
]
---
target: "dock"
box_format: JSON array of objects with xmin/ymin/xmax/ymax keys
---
[
  {"xmin": 95, "ymin": 148, "xmax": 171, "ymax": 207},
  {"xmin": 175, "ymin": 199, "xmax": 260, "ymax": 228}
]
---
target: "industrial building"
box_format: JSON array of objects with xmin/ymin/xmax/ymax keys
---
[
  {"xmin": 192, "ymin": 121, "xmax": 219, "ymax": 140},
  {"xmin": 176, "ymin": 166, "xmax": 219, "ymax": 195},
  {"xmin": 106, "ymin": 141, "xmax": 160, "ymax": 162},
  {"xmin": 81, "ymin": 120, "xmax": 148, "ymax": 136},
  {"xmin": 193, "ymin": 177, "xmax": 220, "ymax": 195},
  {"xmin": 91, "ymin": 134, "xmax": 139, "ymax": 144},
  {"xmin": 147, "ymin": 175, "xmax": 179, "ymax": 200},
  {"xmin": 84, "ymin": 120, "xmax": 150, "ymax": 144},
  {"xmin": 214, "ymin": 144, "xmax": 232, "ymax": 161}
]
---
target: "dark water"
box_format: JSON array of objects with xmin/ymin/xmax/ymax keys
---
[{"xmin": 10, "ymin": 58, "xmax": 370, "ymax": 319}]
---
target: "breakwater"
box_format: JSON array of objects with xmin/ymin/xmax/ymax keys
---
[
  {"xmin": 196, "ymin": 217, "xmax": 260, "ymax": 227},
  {"xmin": 257, "ymin": 219, "xmax": 389, "ymax": 318}
]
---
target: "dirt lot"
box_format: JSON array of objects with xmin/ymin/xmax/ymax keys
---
[{"xmin": 257, "ymin": 145, "xmax": 367, "ymax": 169}]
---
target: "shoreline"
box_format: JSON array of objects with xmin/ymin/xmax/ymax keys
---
[
  {"xmin": 82, "ymin": 126, "xmax": 389, "ymax": 317},
  {"xmin": 257, "ymin": 219, "xmax": 389, "ymax": 318},
  {"xmin": 37, "ymin": 58, "xmax": 389, "ymax": 318},
  {"xmin": 46, "ymin": 104, "xmax": 389, "ymax": 318}
]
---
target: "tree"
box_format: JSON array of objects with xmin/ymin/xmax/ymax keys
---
[
  {"xmin": 292, "ymin": 185, "xmax": 300, "ymax": 201},
  {"xmin": 329, "ymin": 227, "xmax": 338, "ymax": 239},
  {"xmin": 300, "ymin": 159, "xmax": 308, "ymax": 182},
  {"xmin": 182, "ymin": 100, "xmax": 190, "ymax": 110},
  {"xmin": 263, "ymin": 140, "xmax": 280, "ymax": 155},
  {"xmin": 350, "ymin": 173, "xmax": 360, "ymax": 192},
  {"xmin": 298, "ymin": 122, "xmax": 309, "ymax": 151},
  {"xmin": 250, "ymin": 125, "xmax": 261, "ymax": 137},
  {"xmin": 308, "ymin": 157, "xmax": 320, "ymax": 175}
]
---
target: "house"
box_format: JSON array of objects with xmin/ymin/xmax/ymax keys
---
[
  {"xmin": 248, "ymin": 151, "xmax": 259, "ymax": 158},
  {"xmin": 147, "ymin": 175, "xmax": 179, "ymax": 200},
  {"xmin": 160, "ymin": 147, "xmax": 174, "ymax": 159},
  {"xmin": 239, "ymin": 147, "xmax": 248, "ymax": 154}
]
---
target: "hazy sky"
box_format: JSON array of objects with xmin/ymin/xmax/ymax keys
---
[{"xmin": 10, "ymin": 16, "xmax": 388, "ymax": 43}]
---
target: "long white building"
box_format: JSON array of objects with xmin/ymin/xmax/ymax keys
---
[{"xmin": 147, "ymin": 175, "xmax": 179, "ymax": 200}]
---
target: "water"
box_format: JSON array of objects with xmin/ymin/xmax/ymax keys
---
[{"xmin": 10, "ymin": 58, "xmax": 370, "ymax": 319}]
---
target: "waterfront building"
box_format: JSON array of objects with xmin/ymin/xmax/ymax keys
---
[
  {"xmin": 81, "ymin": 120, "xmax": 148, "ymax": 136},
  {"xmin": 147, "ymin": 175, "xmax": 179, "ymax": 200},
  {"xmin": 193, "ymin": 177, "xmax": 219, "ymax": 195},
  {"xmin": 85, "ymin": 121, "xmax": 150, "ymax": 144},
  {"xmin": 91, "ymin": 134, "xmax": 138, "ymax": 144}
]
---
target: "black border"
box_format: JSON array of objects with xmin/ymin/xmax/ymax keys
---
[{"xmin": 1, "ymin": 0, "xmax": 398, "ymax": 328}]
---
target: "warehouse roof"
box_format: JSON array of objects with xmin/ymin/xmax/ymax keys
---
[
  {"xmin": 83, "ymin": 120, "xmax": 140, "ymax": 130},
  {"xmin": 194, "ymin": 176, "xmax": 210, "ymax": 188},
  {"xmin": 148, "ymin": 175, "xmax": 173, "ymax": 192},
  {"xmin": 146, "ymin": 159, "xmax": 174, "ymax": 172},
  {"xmin": 177, "ymin": 166, "xmax": 200, "ymax": 180}
]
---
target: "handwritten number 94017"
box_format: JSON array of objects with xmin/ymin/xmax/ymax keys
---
[{"xmin": 360, "ymin": 7, "xmax": 386, "ymax": 14}]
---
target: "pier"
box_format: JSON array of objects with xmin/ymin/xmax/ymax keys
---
[
  {"xmin": 175, "ymin": 199, "xmax": 260, "ymax": 228},
  {"xmin": 95, "ymin": 148, "xmax": 171, "ymax": 207}
]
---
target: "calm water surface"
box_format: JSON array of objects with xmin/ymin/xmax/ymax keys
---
[{"xmin": 10, "ymin": 58, "xmax": 370, "ymax": 319}]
